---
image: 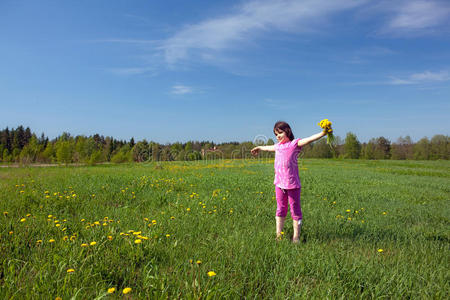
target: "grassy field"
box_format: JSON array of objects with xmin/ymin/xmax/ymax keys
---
[{"xmin": 1, "ymin": 159, "xmax": 449, "ymax": 299}]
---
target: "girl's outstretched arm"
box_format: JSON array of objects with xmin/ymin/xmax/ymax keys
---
[
  {"xmin": 298, "ymin": 131, "xmax": 327, "ymax": 147},
  {"xmin": 251, "ymin": 145, "xmax": 275, "ymax": 155}
]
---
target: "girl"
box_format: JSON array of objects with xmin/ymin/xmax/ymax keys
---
[{"xmin": 251, "ymin": 121, "xmax": 329, "ymax": 243}]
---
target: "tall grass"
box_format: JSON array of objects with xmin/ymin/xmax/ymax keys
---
[{"xmin": 0, "ymin": 159, "xmax": 449, "ymax": 298}]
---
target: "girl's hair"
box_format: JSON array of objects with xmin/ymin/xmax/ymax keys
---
[{"xmin": 273, "ymin": 121, "xmax": 294, "ymax": 141}]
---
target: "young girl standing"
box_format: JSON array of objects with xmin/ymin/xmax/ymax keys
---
[{"xmin": 251, "ymin": 121, "xmax": 330, "ymax": 243}]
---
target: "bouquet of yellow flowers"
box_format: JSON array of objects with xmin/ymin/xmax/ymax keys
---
[{"xmin": 318, "ymin": 119, "xmax": 335, "ymax": 147}]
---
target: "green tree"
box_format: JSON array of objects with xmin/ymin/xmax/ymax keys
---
[
  {"xmin": 111, "ymin": 145, "xmax": 132, "ymax": 163},
  {"xmin": 56, "ymin": 141, "xmax": 73, "ymax": 164},
  {"xmin": 40, "ymin": 143, "xmax": 55, "ymax": 163},
  {"xmin": 89, "ymin": 150, "xmax": 104, "ymax": 165},
  {"xmin": 185, "ymin": 141, "xmax": 193, "ymax": 152},
  {"xmin": 344, "ymin": 132, "xmax": 361, "ymax": 159},
  {"xmin": 361, "ymin": 140, "xmax": 375, "ymax": 159},
  {"xmin": 132, "ymin": 141, "xmax": 149, "ymax": 162},
  {"xmin": 373, "ymin": 137, "xmax": 391, "ymax": 159},
  {"xmin": 3, "ymin": 148, "xmax": 11, "ymax": 162},
  {"xmin": 429, "ymin": 135, "xmax": 449, "ymax": 160},
  {"xmin": 307, "ymin": 139, "xmax": 332, "ymax": 158},
  {"xmin": 413, "ymin": 137, "xmax": 431, "ymax": 160},
  {"xmin": 19, "ymin": 135, "xmax": 41, "ymax": 164},
  {"xmin": 12, "ymin": 148, "xmax": 21, "ymax": 162},
  {"xmin": 74, "ymin": 136, "xmax": 89, "ymax": 162}
]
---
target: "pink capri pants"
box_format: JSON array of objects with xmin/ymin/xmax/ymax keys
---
[{"xmin": 275, "ymin": 186, "xmax": 302, "ymax": 221}]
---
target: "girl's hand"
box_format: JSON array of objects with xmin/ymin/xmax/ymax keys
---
[
  {"xmin": 251, "ymin": 146, "xmax": 260, "ymax": 156},
  {"xmin": 322, "ymin": 126, "xmax": 332, "ymax": 134}
]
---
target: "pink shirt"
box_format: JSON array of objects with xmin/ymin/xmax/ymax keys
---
[{"xmin": 274, "ymin": 138, "xmax": 302, "ymax": 189}]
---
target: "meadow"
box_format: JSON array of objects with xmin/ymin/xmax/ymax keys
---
[{"xmin": 0, "ymin": 159, "xmax": 449, "ymax": 299}]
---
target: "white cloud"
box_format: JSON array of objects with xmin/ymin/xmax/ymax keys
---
[
  {"xmin": 91, "ymin": 38, "xmax": 158, "ymax": 45},
  {"xmin": 368, "ymin": 0, "xmax": 450, "ymax": 35},
  {"xmin": 171, "ymin": 85, "xmax": 193, "ymax": 95},
  {"xmin": 96, "ymin": 0, "xmax": 450, "ymax": 72},
  {"xmin": 161, "ymin": 0, "xmax": 366, "ymax": 65},
  {"xmin": 388, "ymin": 1, "xmax": 450, "ymax": 31},
  {"xmin": 107, "ymin": 67, "xmax": 156, "ymax": 76},
  {"xmin": 389, "ymin": 71, "xmax": 450, "ymax": 85}
]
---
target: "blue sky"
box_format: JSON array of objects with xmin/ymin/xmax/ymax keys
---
[{"xmin": 1, "ymin": 0, "xmax": 449, "ymax": 143}]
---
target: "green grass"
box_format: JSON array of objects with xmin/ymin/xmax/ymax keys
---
[{"xmin": 1, "ymin": 159, "xmax": 449, "ymax": 299}]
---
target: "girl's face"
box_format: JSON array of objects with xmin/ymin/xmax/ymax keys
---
[{"xmin": 274, "ymin": 129, "xmax": 289, "ymax": 143}]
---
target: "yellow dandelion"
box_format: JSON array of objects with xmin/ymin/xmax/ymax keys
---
[
  {"xmin": 20, "ymin": 218, "xmax": 26, "ymax": 222},
  {"xmin": 152, "ymin": 220, "xmax": 157, "ymax": 224},
  {"xmin": 9, "ymin": 231, "xmax": 13, "ymax": 235},
  {"xmin": 196, "ymin": 260, "xmax": 202, "ymax": 265},
  {"xmin": 49, "ymin": 239, "xmax": 55, "ymax": 243},
  {"xmin": 134, "ymin": 239, "xmax": 142, "ymax": 244},
  {"xmin": 26, "ymin": 213, "xmax": 31, "ymax": 217},
  {"xmin": 144, "ymin": 217, "xmax": 149, "ymax": 222},
  {"xmin": 107, "ymin": 236, "xmax": 113, "ymax": 241},
  {"xmin": 186, "ymin": 208, "xmax": 191, "ymax": 212},
  {"xmin": 382, "ymin": 212, "xmax": 387, "ymax": 215},
  {"xmin": 36, "ymin": 239, "xmax": 42, "ymax": 244},
  {"xmin": 170, "ymin": 216, "xmax": 175, "ymax": 220},
  {"xmin": 70, "ymin": 236, "xmax": 76, "ymax": 241},
  {"xmin": 81, "ymin": 219, "xmax": 85, "ymax": 222},
  {"xmin": 133, "ymin": 231, "xmax": 142, "ymax": 235},
  {"xmin": 67, "ymin": 268, "xmax": 75, "ymax": 273},
  {"xmin": 108, "ymin": 287, "xmax": 116, "ymax": 294},
  {"xmin": 55, "ymin": 297, "xmax": 62, "ymax": 300},
  {"xmin": 122, "ymin": 287, "xmax": 132, "ymax": 294},
  {"xmin": 207, "ymin": 271, "xmax": 217, "ymax": 277},
  {"xmin": 378, "ymin": 249, "xmax": 384, "ymax": 253},
  {"xmin": 166, "ymin": 234, "xmax": 170, "ymax": 238},
  {"xmin": 3, "ymin": 211, "xmax": 8, "ymax": 216},
  {"xmin": 90, "ymin": 241, "xmax": 97, "ymax": 246},
  {"xmin": 63, "ymin": 236, "xmax": 68, "ymax": 241},
  {"xmin": 81, "ymin": 243, "xmax": 88, "ymax": 247},
  {"xmin": 346, "ymin": 209, "xmax": 351, "ymax": 213}
]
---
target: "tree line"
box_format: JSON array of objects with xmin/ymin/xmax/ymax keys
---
[{"xmin": 0, "ymin": 126, "xmax": 448, "ymax": 164}]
